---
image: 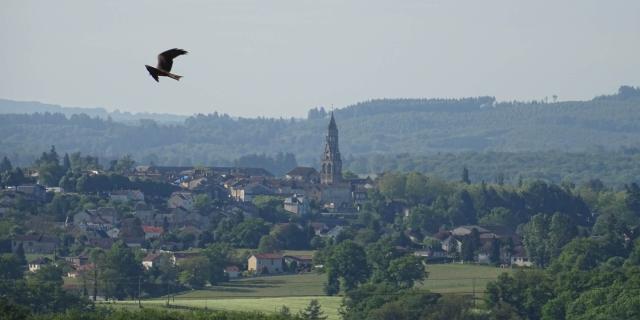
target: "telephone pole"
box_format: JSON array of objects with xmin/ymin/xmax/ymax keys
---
[
  {"xmin": 138, "ymin": 275, "xmax": 142, "ymax": 308},
  {"xmin": 472, "ymin": 278, "xmax": 476, "ymax": 308},
  {"xmin": 166, "ymin": 281, "xmax": 170, "ymax": 306},
  {"xmin": 93, "ymin": 268, "xmax": 98, "ymax": 301}
]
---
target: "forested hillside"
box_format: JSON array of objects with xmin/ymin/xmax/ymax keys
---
[
  {"xmin": 1, "ymin": 86, "xmax": 640, "ymax": 182},
  {"xmin": 344, "ymin": 149, "xmax": 640, "ymax": 187}
]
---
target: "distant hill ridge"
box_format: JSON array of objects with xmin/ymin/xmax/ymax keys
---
[
  {"xmin": 0, "ymin": 99, "xmax": 188, "ymax": 124},
  {"xmin": 1, "ymin": 86, "xmax": 639, "ymax": 170}
]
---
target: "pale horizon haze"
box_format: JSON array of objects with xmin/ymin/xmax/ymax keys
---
[{"xmin": 1, "ymin": 0, "xmax": 639, "ymax": 118}]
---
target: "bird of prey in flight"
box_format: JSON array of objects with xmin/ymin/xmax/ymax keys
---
[{"xmin": 145, "ymin": 48, "xmax": 188, "ymax": 82}]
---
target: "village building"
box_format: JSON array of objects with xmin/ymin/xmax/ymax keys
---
[
  {"xmin": 73, "ymin": 208, "xmax": 118, "ymax": 231},
  {"xmin": 283, "ymin": 194, "xmax": 310, "ymax": 216},
  {"xmin": 142, "ymin": 252, "xmax": 164, "ymax": 269},
  {"xmin": 12, "ymin": 234, "xmax": 59, "ymax": 254},
  {"xmin": 510, "ymin": 246, "xmax": 533, "ymax": 267},
  {"xmin": 106, "ymin": 227, "xmax": 120, "ymax": 239},
  {"xmin": 109, "ymin": 190, "xmax": 145, "ymax": 202},
  {"xmin": 229, "ymin": 182, "xmax": 273, "ymax": 202},
  {"xmin": 224, "ymin": 265, "xmax": 241, "ymax": 279},
  {"xmin": 171, "ymin": 252, "xmax": 202, "ymax": 265},
  {"xmin": 167, "ymin": 192, "xmax": 195, "ymax": 211},
  {"xmin": 283, "ymin": 254, "xmax": 314, "ymax": 272},
  {"xmin": 29, "ymin": 257, "xmax": 51, "ymax": 272},
  {"xmin": 133, "ymin": 210, "xmax": 156, "ymax": 225},
  {"xmin": 285, "ymin": 167, "xmax": 320, "ymax": 183},
  {"xmin": 64, "ymin": 255, "xmax": 89, "ymax": 269},
  {"xmin": 248, "ymin": 253, "xmax": 283, "ymax": 274},
  {"xmin": 16, "ymin": 184, "xmax": 47, "ymax": 203},
  {"xmin": 142, "ymin": 225, "xmax": 164, "ymax": 240},
  {"xmin": 67, "ymin": 263, "xmax": 95, "ymax": 278}
]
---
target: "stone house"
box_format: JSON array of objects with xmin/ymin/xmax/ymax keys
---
[{"xmin": 283, "ymin": 194, "xmax": 310, "ymax": 216}]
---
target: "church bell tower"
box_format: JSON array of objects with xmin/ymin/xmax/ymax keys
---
[{"xmin": 321, "ymin": 112, "xmax": 342, "ymax": 185}]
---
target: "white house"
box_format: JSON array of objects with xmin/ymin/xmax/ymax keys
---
[
  {"xmin": 28, "ymin": 257, "xmax": 51, "ymax": 272},
  {"xmin": 510, "ymin": 246, "xmax": 533, "ymax": 267}
]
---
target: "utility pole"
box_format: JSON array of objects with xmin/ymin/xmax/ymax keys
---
[
  {"xmin": 93, "ymin": 268, "xmax": 98, "ymax": 301},
  {"xmin": 472, "ymin": 278, "xmax": 476, "ymax": 308},
  {"xmin": 166, "ymin": 281, "xmax": 170, "ymax": 306},
  {"xmin": 138, "ymin": 275, "xmax": 142, "ymax": 308}
]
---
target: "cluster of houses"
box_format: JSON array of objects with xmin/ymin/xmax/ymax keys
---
[
  {"xmin": 140, "ymin": 250, "xmax": 314, "ymax": 279},
  {"xmin": 413, "ymin": 225, "xmax": 533, "ymax": 267}
]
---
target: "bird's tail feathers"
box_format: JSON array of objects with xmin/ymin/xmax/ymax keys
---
[{"xmin": 168, "ymin": 73, "xmax": 182, "ymax": 81}]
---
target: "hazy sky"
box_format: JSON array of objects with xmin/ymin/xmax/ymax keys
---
[{"xmin": 1, "ymin": 0, "xmax": 639, "ymax": 117}]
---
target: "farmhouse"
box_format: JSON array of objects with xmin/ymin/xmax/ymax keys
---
[
  {"xmin": 248, "ymin": 253, "xmax": 283, "ymax": 274},
  {"xmin": 284, "ymin": 254, "xmax": 314, "ymax": 272}
]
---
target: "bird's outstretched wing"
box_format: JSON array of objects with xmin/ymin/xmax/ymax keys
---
[
  {"xmin": 145, "ymin": 65, "xmax": 159, "ymax": 82},
  {"xmin": 157, "ymin": 48, "xmax": 188, "ymax": 72}
]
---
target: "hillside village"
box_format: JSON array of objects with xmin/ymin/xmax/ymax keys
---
[{"xmin": 0, "ymin": 113, "xmax": 543, "ymax": 291}]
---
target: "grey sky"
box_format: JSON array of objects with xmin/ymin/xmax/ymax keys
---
[{"xmin": 1, "ymin": 0, "xmax": 639, "ymax": 117}]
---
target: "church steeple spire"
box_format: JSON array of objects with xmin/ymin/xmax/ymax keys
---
[
  {"xmin": 321, "ymin": 112, "xmax": 342, "ymax": 185},
  {"xmin": 328, "ymin": 112, "xmax": 337, "ymax": 130}
]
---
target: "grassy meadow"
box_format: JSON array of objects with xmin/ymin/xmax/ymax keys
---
[
  {"xmin": 418, "ymin": 263, "xmax": 512, "ymax": 294},
  {"xmin": 117, "ymin": 297, "xmax": 342, "ymax": 320},
  {"xmin": 107, "ymin": 263, "xmax": 512, "ymax": 320}
]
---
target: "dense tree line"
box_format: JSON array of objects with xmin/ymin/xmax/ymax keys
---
[
  {"xmin": 485, "ymin": 233, "xmax": 640, "ymax": 319},
  {"xmin": 0, "ymin": 253, "xmax": 91, "ymax": 315}
]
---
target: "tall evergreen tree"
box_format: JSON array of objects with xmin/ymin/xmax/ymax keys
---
[
  {"xmin": 461, "ymin": 166, "xmax": 470, "ymax": 184},
  {"xmin": 0, "ymin": 156, "xmax": 12, "ymax": 173},
  {"xmin": 62, "ymin": 153, "xmax": 71, "ymax": 173},
  {"xmin": 15, "ymin": 243, "xmax": 27, "ymax": 266},
  {"xmin": 299, "ymin": 299, "xmax": 328, "ymax": 320}
]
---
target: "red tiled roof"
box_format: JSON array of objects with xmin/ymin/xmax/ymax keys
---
[
  {"xmin": 225, "ymin": 265, "xmax": 240, "ymax": 272},
  {"xmin": 143, "ymin": 253, "xmax": 162, "ymax": 262},
  {"xmin": 76, "ymin": 263, "xmax": 96, "ymax": 272},
  {"xmin": 143, "ymin": 226, "xmax": 164, "ymax": 234},
  {"xmin": 287, "ymin": 167, "xmax": 318, "ymax": 176}
]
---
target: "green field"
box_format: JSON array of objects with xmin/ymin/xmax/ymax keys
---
[
  {"xmin": 118, "ymin": 297, "xmax": 342, "ymax": 320},
  {"xmin": 111, "ymin": 264, "xmax": 510, "ymax": 320},
  {"xmin": 419, "ymin": 263, "xmax": 512, "ymax": 295},
  {"xmin": 177, "ymin": 273, "xmax": 326, "ymax": 299}
]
